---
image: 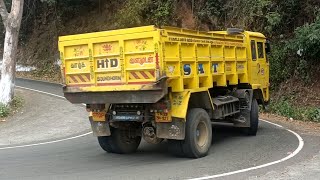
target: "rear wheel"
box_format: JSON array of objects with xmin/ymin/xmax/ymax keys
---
[
  {"xmin": 243, "ymin": 98, "xmax": 259, "ymax": 136},
  {"xmin": 169, "ymin": 108, "xmax": 212, "ymax": 158},
  {"xmin": 98, "ymin": 127, "xmax": 141, "ymax": 154}
]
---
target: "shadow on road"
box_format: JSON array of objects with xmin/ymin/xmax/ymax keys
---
[{"xmin": 99, "ymin": 124, "xmax": 264, "ymax": 160}]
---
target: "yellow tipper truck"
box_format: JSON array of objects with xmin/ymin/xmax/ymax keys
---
[{"xmin": 58, "ymin": 26, "xmax": 270, "ymax": 158}]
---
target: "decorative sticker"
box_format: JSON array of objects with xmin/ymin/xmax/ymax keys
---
[
  {"xmin": 134, "ymin": 40, "xmax": 147, "ymax": 51},
  {"xmin": 173, "ymin": 94, "xmax": 183, "ymax": 106},
  {"xmin": 96, "ymin": 58, "xmax": 119, "ymax": 69},
  {"xmin": 71, "ymin": 62, "xmax": 86, "ymax": 69},
  {"xmin": 73, "ymin": 46, "xmax": 85, "ymax": 57},
  {"xmin": 212, "ymin": 63, "xmax": 219, "ymax": 73},
  {"xmin": 129, "ymin": 55, "xmax": 154, "ymax": 65},
  {"xmin": 183, "ymin": 64, "xmax": 191, "ymax": 76},
  {"xmin": 198, "ymin": 64, "xmax": 205, "ymax": 74},
  {"xmin": 167, "ymin": 65, "xmax": 175, "ymax": 75},
  {"xmin": 102, "ymin": 43, "xmax": 113, "ymax": 52}
]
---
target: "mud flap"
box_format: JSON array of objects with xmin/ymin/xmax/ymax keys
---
[
  {"xmin": 156, "ymin": 118, "xmax": 185, "ymax": 140},
  {"xmin": 89, "ymin": 117, "xmax": 111, "ymax": 136}
]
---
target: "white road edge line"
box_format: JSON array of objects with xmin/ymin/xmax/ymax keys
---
[
  {"xmin": 16, "ymin": 86, "xmax": 65, "ymax": 99},
  {"xmin": 189, "ymin": 119, "xmax": 304, "ymax": 180},
  {"xmin": 0, "ymin": 86, "xmax": 92, "ymax": 151},
  {"xmin": 262, "ymin": 119, "xmax": 283, "ymax": 128},
  {"xmin": 0, "ymin": 132, "xmax": 92, "ymax": 150},
  {"xmin": 16, "ymin": 85, "xmax": 86, "ymax": 106}
]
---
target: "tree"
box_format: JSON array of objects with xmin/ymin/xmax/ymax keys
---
[{"xmin": 0, "ymin": 0, "xmax": 24, "ymax": 106}]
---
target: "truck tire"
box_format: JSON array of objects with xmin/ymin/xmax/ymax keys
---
[
  {"xmin": 243, "ymin": 98, "xmax": 259, "ymax": 136},
  {"xmin": 98, "ymin": 127, "xmax": 141, "ymax": 154},
  {"xmin": 169, "ymin": 108, "xmax": 212, "ymax": 158}
]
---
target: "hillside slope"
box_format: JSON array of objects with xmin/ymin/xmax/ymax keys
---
[{"xmin": 7, "ymin": 0, "xmax": 320, "ymax": 121}]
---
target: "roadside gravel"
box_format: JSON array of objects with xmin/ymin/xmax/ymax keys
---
[
  {"xmin": 249, "ymin": 152, "xmax": 320, "ymax": 180},
  {"xmin": 0, "ymin": 88, "xmax": 90, "ymax": 146},
  {"xmin": 247, "ymin": 113, "xmax": 320, "ymax": 180}
]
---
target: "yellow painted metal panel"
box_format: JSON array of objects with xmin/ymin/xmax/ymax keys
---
[
  {"xmin": 65, "ymin": 60, "xmax": 90, "ymax": 74},
  {"xmin": 59, "ymin": 25, "xmax": 269, "ymax": 102},
  {"xmin": 170, "ymin": 91, "xmax": 191, "ymax": 119},
  {"xmin": 93, "ymin": 41, "xmax": 119, "ymax": 56},
  {"xmin": 59, "ymin": 26, "xmax": 157, "ymax": 41}
]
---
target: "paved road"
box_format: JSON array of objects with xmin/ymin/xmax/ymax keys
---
[{"xmin": 0, "ymin": 79, "xmax": 319, "ymax": 180}]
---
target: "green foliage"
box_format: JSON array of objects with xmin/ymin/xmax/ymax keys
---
[
  {"xmin": 0, "ymin": 104, "xmax": 9, "ymax": 118},
  {"xmin": 269, "ymin": 42, "xmax": 292, "ymax": 87},
  {"xmin": 40, "ymin": 0, "xmax": 56, "ymax": 5},
  {"xmin": 265, "ymin": 12, "xmax": 282, "ymax": 33},
  {"xmin": 115, "ymin": 0, "xmax": 174, "ymax": 28},
  {"xmin": 269, "ymin": 14, "xmax": 320, "ymax": 86},
  {"xmin": 305, "ymin": 108, "xmax": 320, "ymax": 122},
  {"xmin": 269, "ymin": 98, "xmax": 297, "ymax": 119},
  {"xmin": 196, "ymin": 0, "xmax": 223, "ymax": 28},
  {"xmin": 115, "ymin": 0, "xmax": 153, "ymax": 28},
  {"xmin": 194, "ymin": 0, "xmax": 320, "ymax": 36},
  {"xmin": 195, "ymin": 0, "xmax": 280, "ymax": 32},
  {"xmin": 146, "ymin": 0, "xmax": 174, "ymax": 26},
  {"xmin": 288, "ymin": 16, "xmax": 320, "ymax": 65},
  {"xmin": 269, "ymin": 98, "xmax": 320, "ymax": 122},
  {"xmin": 2, "ymin": 0, "xmax": 320, "ymax": 87},
  {"xmin": 10, "ymin": 96, "xmax": 24, "ymax": 110},
  {"xmin": 0, "ymin": 96, "xmax": 24, "ymax": 118}
]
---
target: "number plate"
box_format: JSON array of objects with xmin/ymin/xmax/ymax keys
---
[
  {"xmin": 155, "ymin": 112, "xmax": 172, "ymax": 122},
  {"xmin": 92, "ymin": 112, "xmax": 106, "ymax": 122}
]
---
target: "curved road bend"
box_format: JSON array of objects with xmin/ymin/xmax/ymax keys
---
[{"xmin": 0, "ymin": 78, "xmax": 317, "ymax": 180}]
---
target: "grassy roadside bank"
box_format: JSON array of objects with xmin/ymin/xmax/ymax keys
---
[
  {"xmin": 0, "ymin": 96, "xmax": 24, "ymax": 119},
  {"xmin": 266, "ymin": 99, "xmax": 320, "ymax": 122}
]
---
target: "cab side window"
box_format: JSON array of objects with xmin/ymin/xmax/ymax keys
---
[
  {"xmin": 257, "ymin": 42, "xmax": 264, "ymax": 59},
  {"xmin": 251, "ymin": 40, "xmax": 257, "ymax": 61}
]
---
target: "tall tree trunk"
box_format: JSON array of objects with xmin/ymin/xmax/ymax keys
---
[
  {"xmin": 0, "ymin": 27, "xmax": 19, "ymax": 105},
  {"xmin": 0, "ymin": 0, "xmax": 24, "ymax": 106}
]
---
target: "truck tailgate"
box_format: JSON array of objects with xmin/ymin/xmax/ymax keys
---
[{"xmin": 58, "ymin": 26, "xmax": 160, "ymax": 92}]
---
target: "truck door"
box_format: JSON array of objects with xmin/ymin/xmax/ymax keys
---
[
  {"xmin": 250, "ymin": 39, "xmax": 259, "ymax": 85},
  {"xmin": 256, "ymin": 40, "xmax": 267, "ymax": 88},
  {"xmin": 249, "ymin": 38, "xmax": 268, "ymax": 88}
]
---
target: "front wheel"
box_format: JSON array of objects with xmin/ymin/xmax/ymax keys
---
[
  {"xmin": 243, "ymin": 98, "xmax": 259, "ymax": 136},
  {"xmin": 98, "ymin": 127, "xmax": 141, "ymax": 154},
  {"xmin": 169, "ymin": 108, "xmax": 212, "ymax": 158}
]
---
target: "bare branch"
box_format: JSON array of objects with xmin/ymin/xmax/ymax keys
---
[{"xmin": 0, "ymin": 0, "xmax": 8, "ymax": 25}]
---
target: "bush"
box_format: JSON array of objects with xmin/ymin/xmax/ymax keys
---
[
  {"xmin": 269, "ymin": 14, "xmax": 320, "ymax": 86},
  {"xmin": 269, "ymin": 98, "xmax": 299, "ymax": 119},
  {"xmin": 115, "ymin": 0, "xmax": 175, "ymax": 28},
  {"xmin": 305, "ymin": 108, "xmax": 320, "ymax": 122},
  {"xmin": 0, "ymin": 96, "xmax": 24, "ymax": 118},
  {"xmin": 0, "ymin": 104, "xmax": 9, "ymax": 118},
  {"xmin": 268, "ymin": 98, "xmax": 320, "ymax": 122},
  {"xmin": 269, "ymin": 42, "xmax": 292, "ymax": 87},
  {"xmin": 10, "ymin": 96, "xmax": 24, "ymax": 110}
]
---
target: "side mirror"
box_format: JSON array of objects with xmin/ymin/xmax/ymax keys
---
[{"xmin": 265, "ymin": 40, "xmax": 271, "ymax": 54}]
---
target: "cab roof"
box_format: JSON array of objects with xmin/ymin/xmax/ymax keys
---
[{"xmin": 208, "ymin": 31, "xmax": 266, "ymax": 39}]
